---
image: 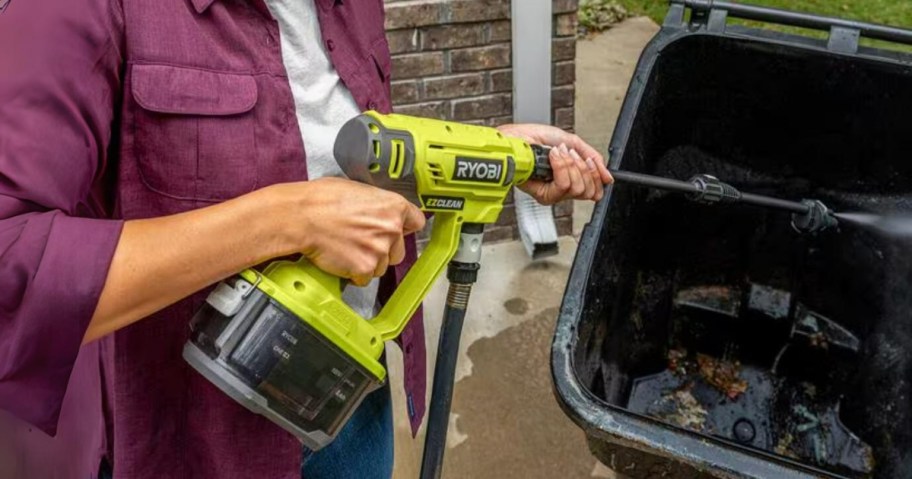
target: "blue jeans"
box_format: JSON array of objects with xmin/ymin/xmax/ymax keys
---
[
  {"xmin": 302, "ymin": 382, "xmax": 394, "ymax": 479},
  {"xmin": 96, "ymin": 383, "xmax": 394, "ymax": 479}
]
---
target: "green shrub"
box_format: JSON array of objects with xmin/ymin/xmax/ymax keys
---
[{"xmin": 578, "ymin": 0, "xmax": 631, "ymax": 35}]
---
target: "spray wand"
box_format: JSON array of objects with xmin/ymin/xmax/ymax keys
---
[
  {"xmin": 606, "ymin": 171, "xmax": 838, "ymax": 233},
  {"xmin": 531, "ymin": 145, "xmax": 837, "ymax": 233}
]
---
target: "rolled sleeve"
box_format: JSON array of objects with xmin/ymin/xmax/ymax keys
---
[
  {"xmin": 0, "ymin": 0, "xmax": 125, "ymax": 434},
  {"xmin": 0, "ymin": 213, "xmax": 122, "ymax": 434}
]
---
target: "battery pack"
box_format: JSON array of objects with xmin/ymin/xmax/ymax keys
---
[{"xmin": 183, "ymin": 278, "xmax": 382, "ymax": 450}]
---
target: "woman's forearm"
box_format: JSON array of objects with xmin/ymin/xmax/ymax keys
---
[
  {"xmin": 82, "ymin": 178, "xmax": 426, "ymax": 344},
  {"xmin": 83, "ymin": 187, "xmax": 290, "ymax": 343}
]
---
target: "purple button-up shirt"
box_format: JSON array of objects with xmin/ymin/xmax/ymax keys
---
[{"xmin": 0, "ymin": 0, "xmax": 426, "ymax": 477}]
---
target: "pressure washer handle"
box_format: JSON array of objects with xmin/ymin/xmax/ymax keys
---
[
  {"xmin": 529, "ymin": 144, "xmax": 554, "ymax": 181},
  {"xmin": 529, "ymin": 144, "xmax": 621, "ymax": 182}
]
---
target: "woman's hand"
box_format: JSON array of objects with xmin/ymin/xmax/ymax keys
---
[
  {"xmin": 496, "ymin": 123, "xmax": 613, "ymax": 205},
  {"xmin": 272, "ymin": 177, "xmax": 426, "ymax": 286}
]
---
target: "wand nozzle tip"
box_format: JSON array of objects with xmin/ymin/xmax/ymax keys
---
[{"xmin": 792, "ymin": 199, "xmax": 838, "ymax": 234}]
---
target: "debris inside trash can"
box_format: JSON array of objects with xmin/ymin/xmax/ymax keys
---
[
  {"xmin": 629, "ymin": 344, "xmax": 876, "ymax": 475},
  {"xmin": 696, "ymin": 353, "xmax": 748, "ymax": 400},
  {"xmin": 793, "ymin": 305, "xmax": 861, "ymax": 354},
  {"xmin": 657, "ymin": 386, "xmax": 710, "ymax": 432}
]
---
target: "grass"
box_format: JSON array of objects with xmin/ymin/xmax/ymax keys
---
[
  {"xmin": 609, "ymin": 0, "xmax": 912, "ymax": 51},
  {"xmin": 614, "ymin": 0, "xmax": 912, "ymax": 28}
]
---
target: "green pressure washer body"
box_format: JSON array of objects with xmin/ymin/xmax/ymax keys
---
[{"xmin": 183, "ymin": 111, "xmax": 552, "ymax": 450}]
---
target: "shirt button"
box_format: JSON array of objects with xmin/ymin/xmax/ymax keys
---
[
  {"xmin": 368, "ymin": 101, "xmax": 378, "ymax": 110},
  {"xmin": 326, "ymin": 39, "xmax": 335, "ymax": 52}
]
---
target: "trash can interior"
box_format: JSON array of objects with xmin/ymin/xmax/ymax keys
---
[{"xmin": 576, "ymin": 34, "xmax": 912, "ymax": 478}]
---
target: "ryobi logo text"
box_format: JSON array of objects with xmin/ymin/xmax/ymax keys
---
[
  {"xmin": 454, "ymin": 158, "xmax": 503, "ymax": 184},
  {"xmin": 422, "ymin": 196, "xmax": 465, "ymax": 211}
]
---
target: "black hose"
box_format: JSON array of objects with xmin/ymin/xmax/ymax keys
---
[{"xmin": 420, "ymin": 282, "xmax": 472, "ymax": 479}]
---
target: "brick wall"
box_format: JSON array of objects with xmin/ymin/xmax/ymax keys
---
[{"xmin": 383, "ymin": 0, "xmax": 579, "ymax": 243}]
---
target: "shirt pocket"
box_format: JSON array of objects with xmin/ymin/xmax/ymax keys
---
[{"xmin": 131, "ymin": 64, "xmax": 259, "ymax": 201}]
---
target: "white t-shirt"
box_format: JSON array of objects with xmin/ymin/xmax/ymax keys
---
[{"xmin": 265, "ymin": 0, "xmax": 379, "ymax": 317}]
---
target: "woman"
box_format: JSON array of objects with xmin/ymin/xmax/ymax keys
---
[{"xmin": 0, "ymin": 0, "xmax": 611, "ymax": 477}]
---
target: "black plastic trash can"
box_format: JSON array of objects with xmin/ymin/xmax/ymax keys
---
[{"xmin": 552, "ymin": 2, "xmax": 912, "ymax": 478}]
